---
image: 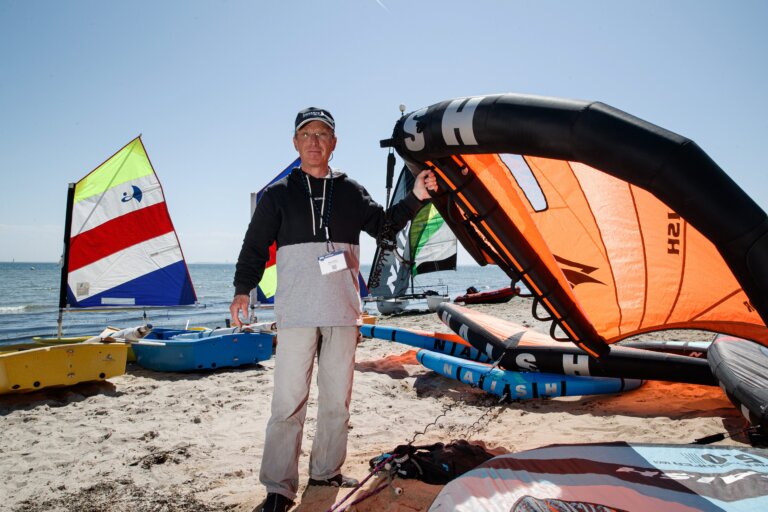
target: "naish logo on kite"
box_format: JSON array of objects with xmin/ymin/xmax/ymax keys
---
[
  {"xmin": 667, "ymin": 212, "xmax": 682, "ymax": 254},
  {"xmin": 121, "ymin": 185, "xmax": 143, "ymax": 203},
  {"xmin": 554, "ymin": 255, "xmax": 604, "ymax": 287},
  {"xmin": 403, "ymin": 96, "xmax": 482, "ymax": 151}
]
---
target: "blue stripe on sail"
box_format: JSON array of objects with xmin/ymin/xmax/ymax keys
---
[
  {"xmin": 256, "ymin": 287, "xmax": 274, "ymax": 304},
  {"xmin": 358, "ymin": 272, "xmax": 369, "ymax": 298},
  {"xmin": 257, "ymin": 158, "xmax": 299, "ymax": 201},
  {"xmin": 67, "ymin": 260, "xmax": 196, "ymax": 308}
]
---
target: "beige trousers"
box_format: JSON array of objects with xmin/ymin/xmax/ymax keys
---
[{"xmin": 259, "ymin": 326, "xmax": 358, "ymax": 499}]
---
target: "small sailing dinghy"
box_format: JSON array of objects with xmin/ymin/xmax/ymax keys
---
[
  {"xmin": 0, "ymin": 342, "xmax": 128, "ymax": 394},
  {"xmin": 54, "ymin": 135, "xmax": 197, "ymax": 321},
  {"xmin": 26, "ymin": 137, "xmax": 203, "ymax": 382},
  {"xmin": 1, "ymin": 325, "xmax": 160, "ymax": 394},
  {"xmin": 133, "ymin": 326, "xmax": 275, "ymax": 372}
]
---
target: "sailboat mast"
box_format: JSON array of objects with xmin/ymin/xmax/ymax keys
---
[{"xmin": 57, "ymin": 182, "xmax": 75, "ymax": 336}]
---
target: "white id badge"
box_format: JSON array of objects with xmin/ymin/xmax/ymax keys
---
[{"xmin": 318, "ymin": 250, "xmax": 348, "ymax": 275}]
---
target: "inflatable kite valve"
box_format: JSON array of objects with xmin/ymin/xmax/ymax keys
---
[{"xmin": 393, "ymin": 486, "xmax": 403, "ymax": 496}]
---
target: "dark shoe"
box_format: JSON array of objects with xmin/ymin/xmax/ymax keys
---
[
  {"xmin": 308, "ymin": 474, "xmax": 360, "ymax": 488},
  {"xmin": 261, "ymin": 492, "xmax": 294, "ymax": 512}
]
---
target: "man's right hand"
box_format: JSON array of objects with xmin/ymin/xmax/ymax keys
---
[
  {"xmin": 230, "ymin": 294, "xmax": 250, "ymax": 328},
  {"xmin": 413, "ymin": 169, "xmax": 438, "ymax": 200}
]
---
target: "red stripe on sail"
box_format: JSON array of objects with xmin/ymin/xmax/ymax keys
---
[{"xmin": 68, "ymin": 202, "xmax": 174, "ymax": 271}]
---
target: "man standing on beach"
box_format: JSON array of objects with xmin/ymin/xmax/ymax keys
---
[{"xmin": 230, "ymin": 107, "xmax": 437, "ymax": 512}]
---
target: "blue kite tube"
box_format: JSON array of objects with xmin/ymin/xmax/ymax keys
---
[
  {"xmin": 435, "ymin": 302, "xmax": 717, "ymax": 386},
  {"xmin": 360, "ymin": 324, "xmax": 491, "ymax": 363},
  {"xmin": 416, "ymin": 349, "xmax": 643, "ymax": 400}
]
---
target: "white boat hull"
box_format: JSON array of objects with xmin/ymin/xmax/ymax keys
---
[
  {"xmin": 376, "ymin": 298, "xmax": 409, "ymax": 315},
  {"xmin": 426, "ymin": 294, "xmax": 450, "ymax": 312}
]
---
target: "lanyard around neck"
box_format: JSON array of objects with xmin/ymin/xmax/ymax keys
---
[{"xmin": 302, "ymin": 170, "xmax": 334, "ymax": 244}]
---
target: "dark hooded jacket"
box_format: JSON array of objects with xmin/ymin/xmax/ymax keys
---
[{"xmin": 234, "ymin": 167, "xmax": 422, "ymax": 327}]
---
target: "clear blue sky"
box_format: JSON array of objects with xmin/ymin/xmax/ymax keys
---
[{"xmin": 1, "ymin": 0, "xmax": 766, "ymax": 264}]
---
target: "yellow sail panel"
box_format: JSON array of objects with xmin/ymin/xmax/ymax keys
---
[{"xmin": 74, "ymin": 137, "xmax": 155, "ymax": 204}]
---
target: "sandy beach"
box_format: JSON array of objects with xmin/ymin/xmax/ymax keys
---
[{"xmin": 1, "ymin": 297, "xmax": 745, "ymax": 512}]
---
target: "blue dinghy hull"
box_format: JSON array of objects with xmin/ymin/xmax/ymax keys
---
[{"xmin": 134, "ymin": 331, "xmax": 274, "ymax": 372}]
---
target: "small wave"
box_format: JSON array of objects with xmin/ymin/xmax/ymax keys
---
[
  {"xmin": 0, "ymin": 305, "xmax": 29, "ymax": 314},
  {"xmin": 0, "ymin": 304, "xmax": 55, "ymax": 314}
]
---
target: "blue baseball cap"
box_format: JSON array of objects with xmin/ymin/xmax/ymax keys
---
[{"xmin": 295, "ymin": 107, "xmax": 335, "ymax": 131}]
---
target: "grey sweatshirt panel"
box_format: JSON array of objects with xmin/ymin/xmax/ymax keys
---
[{"xmin": 274, "ymin": 242, "xmax": 362, "ymax": 328}]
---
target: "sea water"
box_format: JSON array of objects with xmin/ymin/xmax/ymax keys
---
[{"xmin": 0, "ymin": 262, "xmax": 513, "ymax": 347}]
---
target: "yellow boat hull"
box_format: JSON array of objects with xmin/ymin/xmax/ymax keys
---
[
  {"xmin": 34, "ymin": 336, "xmax": 137, "ymax": 362},
  {"xmin": 32, "ymin": 336, "xmax": 91, "ymax": 344},
  {"xmin": 0, "ymin": 342, "xmax": 40, "ymax": 353},
  {"xmin": 0, "ymin": 343, "xmax": 128, "ymax": 394}
]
